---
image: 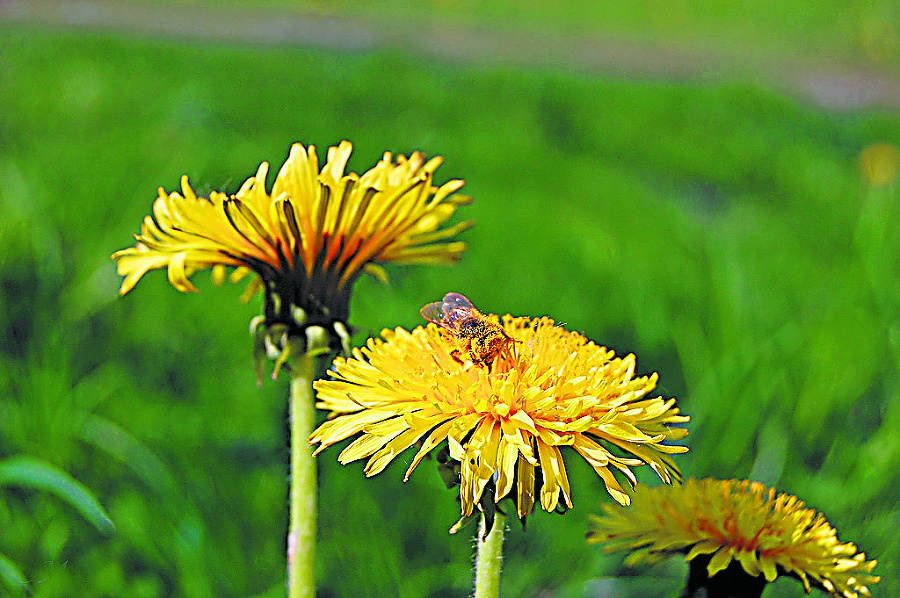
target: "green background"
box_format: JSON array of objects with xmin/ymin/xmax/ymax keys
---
[{"xmin": 2, "ymin": 2, "xmax": 899, "ymax": 596}]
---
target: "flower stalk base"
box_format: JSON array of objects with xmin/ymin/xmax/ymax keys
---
[
  {"xmin": 680, "ymin": 555, "xmax": 766, "ymax": 598},
  {"xmin": 288, "ymin": 355, "xmax": 316, "ymax": 598},
  {"xmin": 474, "ymin": 511, "xmax": 506, "ymax": 598}
]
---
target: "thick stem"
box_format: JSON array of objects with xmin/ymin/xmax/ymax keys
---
[
  {"xmin": 679, "ymin": 555, "xmax": 766, "ymax": 598},
  {"xmin": 474, "ymin": 511, "xmax": 506, "ymax": 598},
  {"xmin": 287, "ymin": 355, "xmax": 316, "ymax": 598}
]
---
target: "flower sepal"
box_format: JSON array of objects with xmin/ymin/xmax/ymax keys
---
[
  {"xmin": 449, "ymin": 478, "xmax": 508, "ymax": 540},
  {"xmin": 251, "ymin": 314, "xmax": 352, "ymax": 383}
]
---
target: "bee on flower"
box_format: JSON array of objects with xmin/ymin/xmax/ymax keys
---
[
  {"xmin": 310, "ymin": 300, "xmax": 690, "ymax": 528},
  {"xmin": 420, "ymin": 292, "xmax": 517, "ymax": 367}
]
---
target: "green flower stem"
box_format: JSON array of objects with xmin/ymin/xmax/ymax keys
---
[
  {"xmin": 679, "ymin": 556, "xmax": 766, "ymax": 598},
  {"xmin": 474, "ymin": 511, "xmax": 506, "ymax": 598},
  {"xmin": 288, "ymin": 354, "xmax": 316, "ymax": 598}
]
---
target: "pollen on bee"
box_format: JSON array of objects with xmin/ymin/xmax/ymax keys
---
[{"xmin": 420, "ymin": 292, "xmax": 517, "ymax": 368}]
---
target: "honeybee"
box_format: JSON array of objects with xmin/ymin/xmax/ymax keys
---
[{"xmin": 420, "ymin": 292, "xmax": 516, "ymax": 367}]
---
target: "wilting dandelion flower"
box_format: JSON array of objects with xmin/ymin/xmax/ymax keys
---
[
  {"xmin": 112, "ymin": 142, "xmax": 472, "ymax": 598},
  {"xmin": 588, "ymin": 478, "xmax": 879, "ymax": 598},
  {"xmin": 310, "ymin": 312, "xmax": 689, "ymax": 521},
  {"xmin": 112, "ymin": 141, "xmax": 472, "ymax": 365}
]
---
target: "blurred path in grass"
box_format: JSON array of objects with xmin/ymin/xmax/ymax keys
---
[{"xmin": 3, "ymin": 0, "xmax": 899, "ymax": 110}]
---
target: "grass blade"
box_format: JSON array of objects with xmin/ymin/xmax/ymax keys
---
[{"xmin": 0, "ymin": 456, "xmax": 115, "ymax": 535}]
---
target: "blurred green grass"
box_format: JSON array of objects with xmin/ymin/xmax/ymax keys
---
[{"xmin": 1, "ymin": 17, "xmax": 899, "ymax": 598}]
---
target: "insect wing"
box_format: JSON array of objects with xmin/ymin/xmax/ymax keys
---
[
  {"xmin": 441, "ymin": 293, "xmax": 478, "ymax": 325},
  {"xmin": 442, "ymin": 293, "xmax": 475, "ymax": 311},
  {"xmin": 420, "ymin": 301, "xmax": 446, "ymax": 324}
]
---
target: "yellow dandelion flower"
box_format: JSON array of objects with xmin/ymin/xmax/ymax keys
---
[
  {"xmin": 859, "ymin": 142, "xmax": 900, "ymax": 186},
  {"xmin": 112, "ymin": 141, "xmax": 472, "ymax": 345},
  {"xmin": 310, "ymin": 310, "xmax": 689, "ymax": 520},
  {"xmin": 588, "ymin": 478, "xmax": 880, "ymax": 598}
]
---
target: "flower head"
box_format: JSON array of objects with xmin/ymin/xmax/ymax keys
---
[
  {"xmin": 859, "ymin": 142, "xmax": 900, "ymax": 186},
  {"xmin": 112, "ymin": 141, "xmax": 472, "ymax": 357},
  {"xmin": 588, "ymin": 478, "xmax": 879, "ymax": 598},
  {"xmin": 310, "ymin": 311, "xmax": 689, "ymax": 520}
]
